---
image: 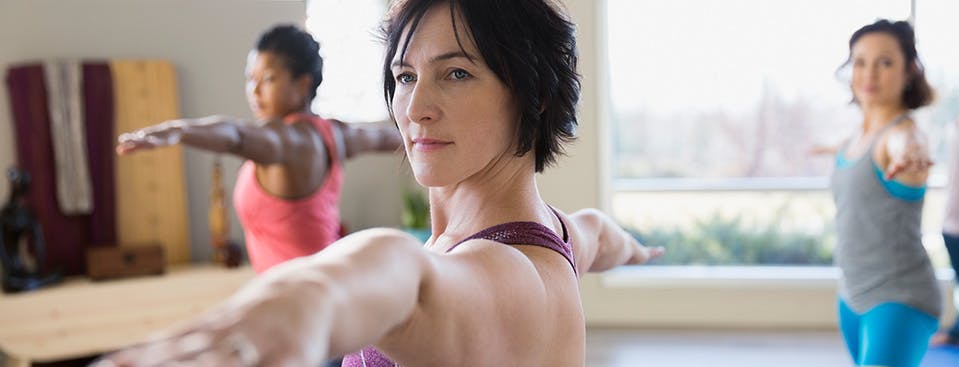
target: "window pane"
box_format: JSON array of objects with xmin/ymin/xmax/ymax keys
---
[
  {"xmin": 306, "ymin": 0, "xmax": 388, "ymax": 122},
  {"xmin": 612, "ymin": 189, "xmax": 950, "ymax": 267},
  {"xmin": 607, "ymin": 0, "xmax": 909, "ymax": 180},
  {"xmin": 914, "ymin": 0, "xmax": 959, "ymax": 182},
  {"xmin": 605, "ymin": 1, "xmax": 952, "ymax": 267}
]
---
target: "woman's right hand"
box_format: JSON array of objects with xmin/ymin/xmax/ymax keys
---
[
  {"xmin": 93, "ymin": 259, "xmax": 335, "ymax": 367},
  {"xmin": 116, "ymin": 120, "xmax": 187, "ymax": 155}
]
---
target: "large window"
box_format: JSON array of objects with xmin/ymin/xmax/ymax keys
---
[
  {"xmin": 306, "ymin": 0, "xmax": 389, "ymax": 123},
  {"xmin": 606, "ymin": 0, "xmax": 959, "ymax": 266}
]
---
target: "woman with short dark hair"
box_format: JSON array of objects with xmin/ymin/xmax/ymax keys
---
[{"xmin": 99, "ymin": 1, "xmax": 662, "ymax": 366}]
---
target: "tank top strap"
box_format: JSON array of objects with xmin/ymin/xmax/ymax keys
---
[
  {"xmin": 866, "ymin": 113, "xmax": 911, "ymax": 154},
  {"xmin": 448, "ymin": 208, "xmax": 577, "ymax": 275}
]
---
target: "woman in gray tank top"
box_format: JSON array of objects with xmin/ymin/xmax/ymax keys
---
[{"xmin": 829, "ymin": 19, "xmax": 939, "ymax": 367}]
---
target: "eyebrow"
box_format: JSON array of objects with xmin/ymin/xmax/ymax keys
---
[{"xmin": 391, "ymin": 50, "xmax": 476, "ymax": 68}]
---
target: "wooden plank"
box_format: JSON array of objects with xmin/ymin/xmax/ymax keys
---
[
  {"xmin": 3, "ymin": 353, "xmax": 30, "ymax": 367},
  {"xmin": 111, "ymin": 60, "xmax": 191, "ymax": 264}
]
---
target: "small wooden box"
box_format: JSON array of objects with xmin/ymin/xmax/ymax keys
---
[{"xmin": 86, "ymin": 245, "xmax": 166, "ymax": 281}]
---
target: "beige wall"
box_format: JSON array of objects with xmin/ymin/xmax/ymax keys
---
[
  {"xmin": 537, "ymin": 0, "xmax": 604, "ymax": 213},
  {"xmin": 0, "ymin": 0, "xmax": 406, "ymax": 261}
]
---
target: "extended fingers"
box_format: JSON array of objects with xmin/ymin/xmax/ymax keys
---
[
  {"xmin": 93, "ymin": 329, "xmax": 265, "ymax": 367},
  {"xmin": 884, "ymin": 160, "xmax": 907, "ymax": 180},
  {"xmin": 884, "ymin": 156, "xmax": 932, "ymax": 180}
]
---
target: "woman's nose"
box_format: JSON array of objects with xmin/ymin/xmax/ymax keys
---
[{"xmin": 405, "ymin": 81, "xmax": 440, "ymax": 124}]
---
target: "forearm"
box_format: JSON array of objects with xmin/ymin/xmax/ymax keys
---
[
  {"xmin": 268, "ymin": 228, "xmax": 427, "ymax": 357},
  {"xmin": 176, "ymin": 119, "xmax": 243, "ymax": 154},
  {"xmin": 178, "ymin": 117, "xmax": 291, "ymax": 164},
  {"xmin": 342, "ymin": 124, "xmax": 404, "ymax": 158},
  {"xmin": 571, "ymin": 209, "xmax": 636, "ymax": 272},
  {"xmin": 592, "ymin": 215, "xmax": 636, "ymax": 272}
]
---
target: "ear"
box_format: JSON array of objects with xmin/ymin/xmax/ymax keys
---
[
  {"xmin": 904, "ymin": 62, "xmax": 920, "ymax": 90},
  {"xmin": 907, "ymin": 62, "xmax": 920, "ymax": 79},
  {"xmin": 296, "ymin": 74, "xmax": 314, "ymax": 99}
]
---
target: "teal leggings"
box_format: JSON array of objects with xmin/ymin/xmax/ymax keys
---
[{"xmin": 838, "ymin": 299, "xmax": 938, "ymax": 367}]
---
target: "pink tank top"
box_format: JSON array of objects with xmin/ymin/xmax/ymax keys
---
[
  {"xmin": 341, "ymin": 210, "xmax": 575, "ymax": 367},
  {"xmin": 233, "ymin": 113, "xmax": 343, "ymax": 273}
]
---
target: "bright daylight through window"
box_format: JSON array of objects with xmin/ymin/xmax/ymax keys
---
[
  {"xmin": 306, "ymin": 0, "xmax": 389, "ymax": 123},
  {"xmin": 606, "ymin": 0, "xmax": 959, "ymax": 267}
]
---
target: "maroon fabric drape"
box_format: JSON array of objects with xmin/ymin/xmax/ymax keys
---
[
  {"xmin": 82, "ymin": 62, "xmax": 116, "ymax": 247},
  {"xmin": 4, "ymin": 63, "xmax": 116, "ymax": 275}
]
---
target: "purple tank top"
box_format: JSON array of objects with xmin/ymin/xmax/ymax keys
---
[{"xmin": 341, "ymin": 213, "xmax": 576, "ymax": 367}]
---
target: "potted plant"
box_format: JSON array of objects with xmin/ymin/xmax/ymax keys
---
[{"xmin": 401, "ymin": 188, "xmax": 431, "ymax": 243}]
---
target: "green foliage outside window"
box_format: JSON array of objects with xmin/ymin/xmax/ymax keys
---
[{"xmin": 627, "ymin": 212, "xmax": 835, "ymax": 266}]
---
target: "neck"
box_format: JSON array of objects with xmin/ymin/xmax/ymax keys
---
[
  {"xmin": 426, "ymin": 157, "xmax": 549, "ymax": 248},
  {"xmin": 266, "ymin": 105, "xmax": 313, "ymax": 121},
  {"xmin": 860, "ymin": 103, "xmax": 907, "ymax": 133}
]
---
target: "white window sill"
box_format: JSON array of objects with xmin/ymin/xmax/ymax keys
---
[{"xmin": 600, "ymin": 266, "xmax": 956, "ymax": 290}]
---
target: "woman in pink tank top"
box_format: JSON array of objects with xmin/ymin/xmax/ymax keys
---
[
  {"xmin": 115, "ymin": 25, "xmax": 402, "ymax": 273},
  {"xmin": 100, "ymin": 2, "xmax": 664, "ymax": 366}
]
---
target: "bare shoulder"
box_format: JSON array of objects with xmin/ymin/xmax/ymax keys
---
[
  {"xmin": 277, "ymin": 118, "xmax": 328, "ymax": 158},
  {"xmin": 378, "ymin": 239, "xmax": 582, "ymax": 365},
  {"xmin": 888, "ymin": 118, "xmax": 922, "ymax": 136}
]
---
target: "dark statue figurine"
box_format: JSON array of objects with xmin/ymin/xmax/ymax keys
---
[{"xmin": 0, "ymin": 167, "xmax": 61, "ymax": 293}]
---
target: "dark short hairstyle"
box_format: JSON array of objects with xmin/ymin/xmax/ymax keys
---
[
  {"xmin": 839, "ymin": 19, "xmax": 934, "ymax": 109},
  {"xmin": 256, "ymin": 24, "xmax": 324, "ymax": 101},
  {"xmin": 381, "ymin": 0, "xmax": 580, "ymax": 172}
]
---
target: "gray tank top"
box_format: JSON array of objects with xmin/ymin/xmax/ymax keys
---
[{"xmin": 830, "ymin": 114, "xmax": 941, "ymax": 317}]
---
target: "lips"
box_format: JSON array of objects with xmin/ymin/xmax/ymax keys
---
[{"xmin": 412, "ymin": 138, "xmax": 453, "ymax": 152}]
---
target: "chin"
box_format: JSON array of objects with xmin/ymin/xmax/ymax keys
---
[
  {"xmin": 412, "ymin": 172, "xmax": 443, "ymax": 188},
  {"xmin": 411, "ymin": 166, "xmax": 453, "ymax": 188}
]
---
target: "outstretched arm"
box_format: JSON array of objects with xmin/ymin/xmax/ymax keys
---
[
  {"xmin": 116, "ymin": 115, "xmax": 318, "ymax": 166},
  {"xmin": 809, "ymin": 144, "xmax": 840, "ymax": 156},
  {"xmin": 98, "ymin": 228, "xmax": 429, "ymax": 366},
  {"xmin": 331, "ymin": 119, "xmax": 404, "ymax": 159},
  {"xmin": 569, "ymin": 208, "xmax": 664, "ymax": 273},
  {"xmin": 97, "ymin": 226, "xmax": 571, "ymax": 366}
]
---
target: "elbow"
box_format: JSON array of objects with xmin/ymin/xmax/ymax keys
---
[{"xmin": 571, "ymin": 208, "xmax": 603, "ymax": 230}]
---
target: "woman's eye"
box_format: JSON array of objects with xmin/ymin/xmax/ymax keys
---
[
  {"xmin": 396, "ymin": 73, "xmax": 416, "ymax": 84},
  {"xmin": 450, "ymin": 69, "xmax": 471, "ymax": 80}
]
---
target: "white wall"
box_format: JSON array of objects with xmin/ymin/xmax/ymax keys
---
[{"xmin": 0, "ymin": 0, "xmax": 406, "ymax": 261}]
